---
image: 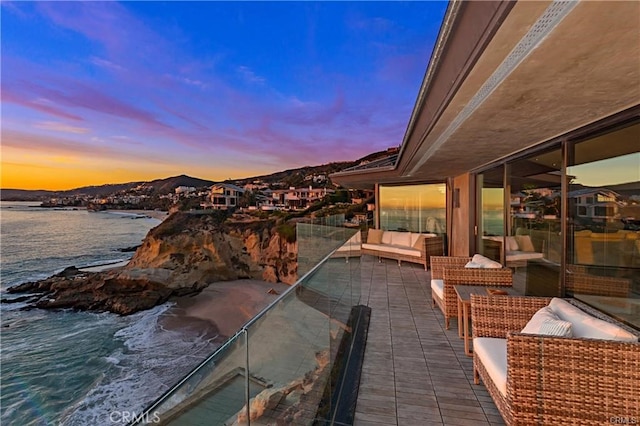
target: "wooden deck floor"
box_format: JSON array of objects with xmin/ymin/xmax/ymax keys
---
[{"xmin": 354, "ymin": 256, "xmax": 505, "ymax": 426}]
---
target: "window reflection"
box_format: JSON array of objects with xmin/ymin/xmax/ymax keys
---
[
  {"xmin": 477, "ymin": 167, "xmax": 504, "ymax": 262},
  {"xmin": 567, "ymin": 122, "xmax": 639, "ymax": 327},
  {"xmin": 378, "ymin": 184, "xmax": 446, "ymax": 234},
  {"xmin": 508, "ymin": 149, "xmax": 563, "ymax": 296}
]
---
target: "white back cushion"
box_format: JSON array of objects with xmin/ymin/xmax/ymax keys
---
[
  {"xmin": 393, "ymin": 232, "xmax": 412, "ymax": 247},
  {"xmin": 549, "ymin": 298, "xmax": 637, "ymax": 342},
  {"xmin": 409, "ymin": 233, "xmax": 420, "ymax": 247},
  {"xmin": 381, "ymin": 231, "xmax": 393, "ymax": 245}
]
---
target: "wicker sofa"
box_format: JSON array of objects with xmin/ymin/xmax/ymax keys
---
[
  {"xmin": 430, "ymin": 255, "xmax": 513, "ymax": 329},
  {"xmin": 471, "ymin": 295, "xmax": 640, "ymax": 425},
  {"xmin": 362, "ymin": 229, "xmax": 444, "ymax": 270}
]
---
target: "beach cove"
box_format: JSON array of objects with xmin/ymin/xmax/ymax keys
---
[{"xmin": 0, "ymin": 203, "xmax": 292, "ymax": 425}]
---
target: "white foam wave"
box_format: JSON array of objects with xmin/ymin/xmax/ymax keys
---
[
  {"xmin": 61, "ymin": 303, "xmax": 219, "ymax": 426},
  {"xmin": 104, "ymin": 355, "xmax": 121, "ymax": 365}
]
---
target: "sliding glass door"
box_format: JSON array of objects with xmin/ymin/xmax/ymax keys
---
[
  {"xmin": 476, "ymin": 166, "xmax": 504, "ymax": 262},
  {"xmin": 566, "ymin": 122, "xmax": 639, "ymax": 327}
]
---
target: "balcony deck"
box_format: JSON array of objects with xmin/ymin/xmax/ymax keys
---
[{"xmin": 355, "ymin": 255, "xmax": 504, "ymax": 425}]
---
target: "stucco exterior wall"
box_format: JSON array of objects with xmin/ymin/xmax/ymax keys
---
[{"xmin": 450, "ymin": 173, "xmax": 473, "ymax": 256}]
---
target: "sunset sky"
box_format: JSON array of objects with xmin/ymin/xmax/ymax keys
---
[{"xmin": 1, "ymin": 1, "xmax": 447, "ymax": 190}]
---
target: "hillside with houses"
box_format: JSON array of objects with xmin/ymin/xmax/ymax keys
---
[{"xmin": 1, "ymin": 149, "xmax": 397, "ymax": 222}]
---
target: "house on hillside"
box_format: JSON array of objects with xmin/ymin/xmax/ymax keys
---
[
  {"xmin": 260, "ymin": 186, "xmax": 334, "ymax": 210},
  {"xmin": 175, "ymin": 186, "xmax": 196, "ymax": 196},
  {"xmin": 201, "ymin": 183, "xmax": 245, "ymax": 210},
  {"xmin": 569, "ymin": 188, "xmax": 623, "ymax": 224}
]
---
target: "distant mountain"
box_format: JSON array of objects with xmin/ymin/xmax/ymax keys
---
[
  {"xmin": 235, "ymin": 162, "xmax": 353, "ymax": 186},
  {"xmin": 606, "ymin": 181, "xmax": 640, "ymax": 198},
  {"xmin": 0, "ymin": 189, "xmax": 58, "ymax": 201},
  {"xmin": 142, "ymin": 175, "xmax": 215, "ymax": 193},
  {"xmin": 1, "ymin": 175, "xmax": 214, "ymax": 201},
  {"xmin": 235, "ymin": 149, "xmax": 396, "ymax": 186},
  {"xmin": 1, "ymin": 149, "xmax": 395, "ymax": 201}
]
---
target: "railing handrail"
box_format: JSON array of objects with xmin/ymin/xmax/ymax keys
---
[{"xmin": 132, "ymin": 224, "xmax": 359, "ymax": 423}]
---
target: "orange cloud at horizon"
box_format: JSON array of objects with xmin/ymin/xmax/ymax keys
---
[
  {"xmin": 0, "ymin": 131, "xmax": 274, "ymax": 190},
  {"xmin": 379, "ymin": 183, "xmax": 446, "ymax": 209}
]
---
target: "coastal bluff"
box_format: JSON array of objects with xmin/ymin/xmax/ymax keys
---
[{"xmin": 6, "ymin": 212, "xmax": 298, "ymax": 315}]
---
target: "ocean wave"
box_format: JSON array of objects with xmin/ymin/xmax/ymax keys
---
[{"xmin": 60, "ymin": 303, "xmax": 220, "ymax": 426}]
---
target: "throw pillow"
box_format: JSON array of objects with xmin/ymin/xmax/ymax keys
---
[
  {"xmin": 412, "ymin": 235, "xmax": 426, "ymax": 250},
  {"xmin": 522, "ymin": 306, "xmax": 573, "ymax": 337},
  {"xmin": 470, "ymin": 254, "xmax": 503, "ymax": 269},
  {"xmin": 505, "ymin": 236, "xmax": 519, "ymax": 252},
  {"xmin": 515, "ymin": 235, "xmax": 536, "ymax": 252},
  {"xmin": 367, "ymin": 229, "xmax": 383, "ymax": 244}
]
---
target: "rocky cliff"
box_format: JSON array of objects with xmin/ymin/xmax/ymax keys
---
[
  {"xmin": 6, "ymin": 212, "xmax": 298, "ymax": 315},
  {"xmin": 126, "ymin": 211, "xmax": 298, "ymax": 290}
]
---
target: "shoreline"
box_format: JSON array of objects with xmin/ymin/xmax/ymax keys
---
[
  {"xmin": 160, "ymin": 279, "xmax": 291, "ymax": 338},
  {"xmin": 106, "ymin": 209, "xmax": 169, "ymax": 222}
]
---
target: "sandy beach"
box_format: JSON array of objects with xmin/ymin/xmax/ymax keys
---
[{"xmin": 160, "ymin": 279, "xmax": 291, "ymax": 338}]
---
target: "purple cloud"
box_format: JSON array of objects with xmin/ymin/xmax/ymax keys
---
[{"xmin": 2, "ymin": 1, "xmax": 444, "ymax": 185}]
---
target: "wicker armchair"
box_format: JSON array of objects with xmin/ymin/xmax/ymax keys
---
[
  {"xmin": 430, "ymin": 256, "xmax": 512, "ymax": 329},
  {"xmin": 471, "ymin": 295, "xmax": 640, "ymax": 425}
]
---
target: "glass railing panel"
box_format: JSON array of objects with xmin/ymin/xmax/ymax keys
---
[
  {"xmin": 132, "ymin": 219, "xmax": 361, "ymax": 426},
  {"xmin": 241, "ymin": 253, "xmax": 360, "ymax": 425},
  {"xmin": 243, "ymin": 281, "xmax": 332, "ymax": 424},
  {"xmin": 141, "ymin": 331, "xmax": 248, "ymax": 425},
  {"xmin": 297, "ymin": 221, "xmax": 358, "ymax": 277}
]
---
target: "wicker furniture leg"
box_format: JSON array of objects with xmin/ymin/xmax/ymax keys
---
[
  {"xmin": 457, "ymin": 298, "xmax": 463, "ymax": 338},
  {"xmin": 462, "ymin": 301, "xmax": 472, "ymax": 356}
]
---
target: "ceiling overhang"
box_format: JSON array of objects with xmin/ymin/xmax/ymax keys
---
[{"xmin": 332, "ymin": 0, "xmax": 640, "ymax": 190}]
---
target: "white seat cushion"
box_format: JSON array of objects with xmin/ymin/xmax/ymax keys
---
[
  {"xmin": 431, "ymin": 279, "xmax": 444, "ymax": 299},
  {"xmin": 361, "ymin": 243, "xmax": 380, "ymax": 250},
  {"xmin": 506, "ymin": 251, "xmax": 544, "ymax": 262},
  {"xmin": 474, "ymin": 337, "xmax": 507, "ymax": 397},
  {"xmin": 549, "ymin": 298, "xmax": 637, "ymax": 342},
  {"xmin": 362, "ymin": 244, "xmax": 422, "ymax": 258}
]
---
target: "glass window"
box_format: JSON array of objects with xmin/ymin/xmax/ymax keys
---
[
  {"xmin": 378, "ymin": 184, "xmax": 446, "ymax": 234},
  {"xmin": 477, "ymin": 166, "xmax": 504, "ymax": 262},
  {"xmin": 567, "ymin": 122, "xmax": 639, "ymax": 327},
  {"xmin": 508, "ymin": 148, "xmax": 563, "ymax": 297}
]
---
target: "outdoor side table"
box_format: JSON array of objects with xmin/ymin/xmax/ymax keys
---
[{"xmin": 454, "ymin": 285, "xmax": 519, "ymax": 356}]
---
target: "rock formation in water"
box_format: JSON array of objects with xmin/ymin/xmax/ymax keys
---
[{"xmin": 6, "ymin": 212, "xmax": 298, "ymax": 315}]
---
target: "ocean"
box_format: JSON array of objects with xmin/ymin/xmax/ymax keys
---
[{"xmin": 0, "ymin": 202, "xmax": 218, "ymax": 426}]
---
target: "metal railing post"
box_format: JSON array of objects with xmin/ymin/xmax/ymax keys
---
[{"xmin": 244, "ymin": 328, "xmax": 250, "ymax": 425}]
